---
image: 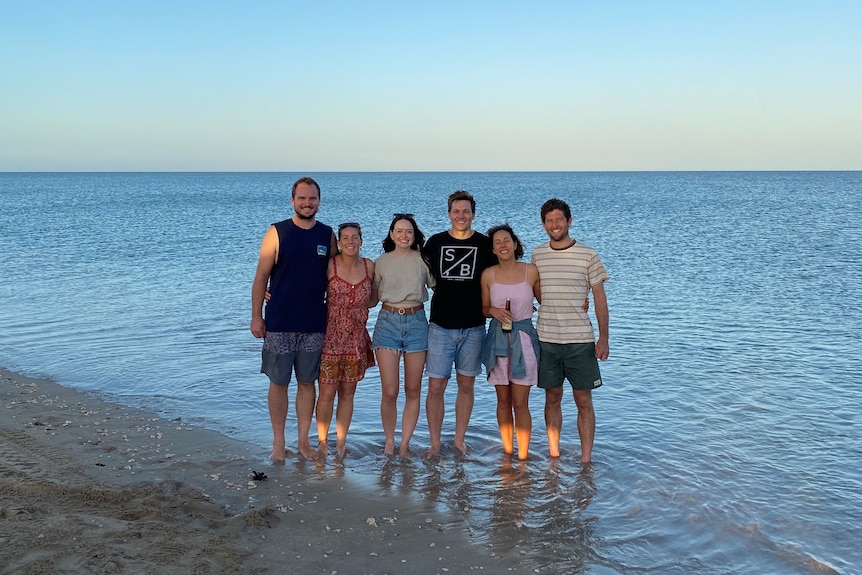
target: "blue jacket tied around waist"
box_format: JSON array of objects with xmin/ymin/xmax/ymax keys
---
[{"xmin": 481, "ymin": 318, "xmax": 540, "ymax": 380}]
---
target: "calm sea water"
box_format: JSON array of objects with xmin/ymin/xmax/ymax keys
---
[{"xmin": 1, "ymin": 171, "xmax": 860, "ymax": 574}]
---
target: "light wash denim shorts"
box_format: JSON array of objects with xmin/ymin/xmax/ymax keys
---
[
  {"xmin": 425, "ymin": 322, "xmax": 485, "ymax": 379},
  {"xmin": 372, "ymin": 308, "xmax": 428, "ymax": 353}
]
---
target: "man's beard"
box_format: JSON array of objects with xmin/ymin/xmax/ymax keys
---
[{"xmin": 295, "ymin": 207, "xmax": 318, "ymax": 220}]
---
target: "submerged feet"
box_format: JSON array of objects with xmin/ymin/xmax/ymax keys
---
[
  {"xmin": 384, "ymin": 438, "xmax": 395, "ymax": 456},
  {"xmin": 270, "ymin": 438, "xmax": 287, "ymax": 463}
]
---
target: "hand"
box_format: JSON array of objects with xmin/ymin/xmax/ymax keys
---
[
  {"xmin": 582, "ymin": 297, "xmax": 589, "ymax": 313},
  {"xmin": 264, "ymin": 289, "xmax": 271, "ymax": 302},
  {"xmin": 492, "ymin": 307, "xmax": 513, "ymax": 325},
  {"xmin": 250, "ymin": 317, "xmax": 266, "ymax": 339},
  {"xmin": 595, "ymin": 338, "xmax": 609, "ymax": 361}
]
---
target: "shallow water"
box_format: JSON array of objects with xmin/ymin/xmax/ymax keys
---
[{"xmin": 2, "ymin": 171, "xmax": 860, "ymax": 574}]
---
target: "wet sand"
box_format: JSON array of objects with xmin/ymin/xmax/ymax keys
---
[{"xmin": 0, "ymin": 367, "xmax": 515, "ymax": 574}]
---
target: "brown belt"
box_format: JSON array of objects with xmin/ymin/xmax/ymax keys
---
[{"xmin": 381, "ymin": 304, "xmax": 424, "ymax": 315}]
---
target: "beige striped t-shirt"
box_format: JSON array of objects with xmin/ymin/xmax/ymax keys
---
[{"xmin": 531, "ymin": 241, "xmax": 609, "ymax": 344}]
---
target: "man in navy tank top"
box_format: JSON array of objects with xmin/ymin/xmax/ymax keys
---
[{"xmin": 251, "ymin": 177, "xmax": 337, "ymax": 462}]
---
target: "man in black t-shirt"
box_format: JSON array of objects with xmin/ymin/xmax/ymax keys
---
[{"xmin": 423, "ymin": 190, "xmax": 495, "ymax": 456}]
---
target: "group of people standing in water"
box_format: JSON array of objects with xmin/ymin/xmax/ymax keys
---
[{"xmin": 251, "ymin": 177, "xmax": 609, "ymax": 465}]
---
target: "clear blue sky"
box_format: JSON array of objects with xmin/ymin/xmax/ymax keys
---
[{"xmin": 1, "ymin": 1, "xmax": 860, "ymax": 171}]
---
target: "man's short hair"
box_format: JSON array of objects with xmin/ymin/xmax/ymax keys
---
[
  {"xmin": 292, "ymin": 176, "xmax": 321, "ymax": 199},
  {"xmin": 541, "ymin": 198, "xmax": 571, "ymax": 222},
  {"xmin": 448, "ymin": 190, "xmax": 476, "ymax": 213}
]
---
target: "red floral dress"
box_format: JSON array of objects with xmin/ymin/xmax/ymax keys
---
[{"xmin": 319, "ymin": 258, "xmax": 375, "ymax": 385}]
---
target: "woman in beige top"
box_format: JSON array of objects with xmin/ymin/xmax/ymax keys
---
[{"xmin": 371, "ymin": 214, "xmax": 435, "ymax": 456}]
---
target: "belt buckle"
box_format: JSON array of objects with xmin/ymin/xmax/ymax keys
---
[{"xmin": 398, "ymin": 307, "xmax": 407, "ymax": 315}]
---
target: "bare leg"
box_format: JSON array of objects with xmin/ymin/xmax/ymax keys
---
[
  {"xmin": 425, "ymin": 376, "xmax": 448, "ymax": 457},
  {"xmin": 495, "ymin": 385, "xmax": 514, "ymax": 455},
  {"xmin": 377, "ymin": 349, "xmax": 401, "ymax": 456},
  {"xmin": 295, "ymin": 381, "xmax": 317, "ymax": 461},
  {"xmin": 315, "ymin": 383, "xmax": 337, "ymax": 457},
  {"xmin": 544, "ymin": 387, "xmax": 564, "ymax": 458},
  {"xmin": 453, "ymin": 373, "xmax": 475, "ymax": 453},
  {"xmin": 335, "ymin": 380, "xmax": 358, "ymax": 459},
  {"xmin": 573, "ymin": 390, "xmax": 595, "ymax": 464},
  {"xmin": 399, "ymin": 351, "xmax": 426, "ymax": 456},
  {"xmin": 511, "ymin": 384, "xmax": 532, "ymax": 461},
  {"xmin": 267, "ymin": 382, "xmax": 288, "ymax": 462}
]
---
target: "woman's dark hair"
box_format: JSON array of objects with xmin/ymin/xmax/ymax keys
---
[
  {"xmin": 382, "ymin": 215, "xmax": 425, "ymax": 253},
  {"xmin": 486, "ymin": 223, "xmax": 524, "ymax": 260}
]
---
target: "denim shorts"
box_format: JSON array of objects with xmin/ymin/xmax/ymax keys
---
[
  {"xmin": 538, "ymin": 341, "xmax": 603, "ymax": 391},
  {"xmin": 425, "ymin": 322, "xmax": 485, "ymax": 379},
  {"xmin": 372, "ymin": 308, "xmax": 428, "ymax": 353}
]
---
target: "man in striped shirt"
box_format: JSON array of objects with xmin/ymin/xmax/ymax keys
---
[{"xmin": 531, "ymin": 198, "xmax": 610, "ymax": 464}]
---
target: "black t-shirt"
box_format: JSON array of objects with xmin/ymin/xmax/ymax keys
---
[{"xmin": 423, "ymin": 230, "xmax": 495, "ymax": 329}]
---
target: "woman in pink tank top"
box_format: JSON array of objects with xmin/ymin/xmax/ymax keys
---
[{"xmin": 480, "ymin": 224, "xmax": 541, "ymax": 460}]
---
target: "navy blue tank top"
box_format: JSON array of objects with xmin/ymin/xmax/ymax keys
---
[{"xmin": 264, "ymin": 219, "xmax": 333, "ymax": 333}]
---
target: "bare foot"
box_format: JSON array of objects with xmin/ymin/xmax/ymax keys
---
[
  {"xmin": 336, "ymin": 441, "xmax": 347, "ymax": 460},
  {"xmin": 298, "ymin": 443, "xmax": 318, "ymax": 461},
  {"xmin": 424, "ymin": 445, "xmax": 441, "ymax": 459},
  {"xmin": 270, "ymin": 439, "xmax": 286, "ymax": 463},
  {"xmin": 398, "ymin": 442, "xmax": 412, "ymax": 457},
  {"xmin": 384, "ymin": 438, "xmax": 395, "ymax": 456},
  {"xmin": 453, "ymin": 439, "xmax": 468, "ymax": 454},
  {"xmin": 317, "ymin": 440, "xmax": 328, "ymax": 458}
]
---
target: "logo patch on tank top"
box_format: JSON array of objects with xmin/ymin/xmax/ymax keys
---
[{"xmin": 316, "ymin": 245, "xmax": 327, "ymax": 256}]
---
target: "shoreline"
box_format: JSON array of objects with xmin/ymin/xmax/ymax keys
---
[{"xmin": 0, "ymin": 367, "xmax": 516, "ymax": 574}]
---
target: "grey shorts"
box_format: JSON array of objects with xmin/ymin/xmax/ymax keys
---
[{"xmin": 261, "ymin": 332, "xmax": 324, "ymax": 386}]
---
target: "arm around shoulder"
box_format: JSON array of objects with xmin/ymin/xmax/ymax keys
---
[
  {"xmin": 527, "ymin": 263, "xmax": 541, "ymax": 304},
  {"xmin": 366, "ymin": 258, "xmax": 379, "ymax": 307}
]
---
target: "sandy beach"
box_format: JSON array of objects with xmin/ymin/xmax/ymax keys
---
[{"xmin": 0, "ymin": 368, "xmax": 517, "ymax": 574}]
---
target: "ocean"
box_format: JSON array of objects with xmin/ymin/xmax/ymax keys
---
[{"xmin": 1, "ymin": 171, "xmax": 860, "ymax": 574}]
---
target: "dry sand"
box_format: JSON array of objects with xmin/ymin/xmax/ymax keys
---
[{"xmin": 0, "ymin": 368, "xmax": 517, "ymax": 574}]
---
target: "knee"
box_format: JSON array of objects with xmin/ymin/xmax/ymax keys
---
[
  {"xmin": 339, "ymin": 384, "xmax": 357, "ymax": 399},
  {"xmin": 427, "ymin": 380, "xmax": 447, "ymax": 399},
  {"xmin": 545, "ymin": 389, "xmax": 563, "ymax": 407},
  {"xmin": 456, "ymin": 377, "xmax": 475, "ymax": 394},
  {"xmin": 573, "ymin": 392, "xmax": 593, "ymax": 411},
  {"xmin": 512, "ymin": 397, "xmax": 529, "ymax": 413}
]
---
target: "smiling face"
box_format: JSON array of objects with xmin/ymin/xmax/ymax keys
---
[
  {"xmin": 291, "ymin": 182, "xmax": 320, "ymax": 220},
  {"xmin": 338, "ymin": 225, "xmax": 362, "ymax": 256},
  {"xmin": 448, "ymin": 199, "xmax": 475, "ymax": 234},
  {"xmin": 542, "ymin": 208, "xmax": 572, "ymax": 243},
  {"xmin": 492, "ymin": 229, "xmax": 517, "ymax": 261},
  {"xmin": 389, "ymin": 218, "xmax": 415, "ymax": 251}
]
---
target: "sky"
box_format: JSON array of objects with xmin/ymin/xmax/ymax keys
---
[{"xmin": 1, "ymin": 1, "xmax": 860, "ymax": 171}]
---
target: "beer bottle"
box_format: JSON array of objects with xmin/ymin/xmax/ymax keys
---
[{"xmin": 501, "ymin": 298, "xmax": 513, "ymax": 332}]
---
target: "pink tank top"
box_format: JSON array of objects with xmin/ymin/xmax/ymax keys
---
[{"xmin": 489, "ymin": 267, "xmax": 534, "ymax": 322}]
